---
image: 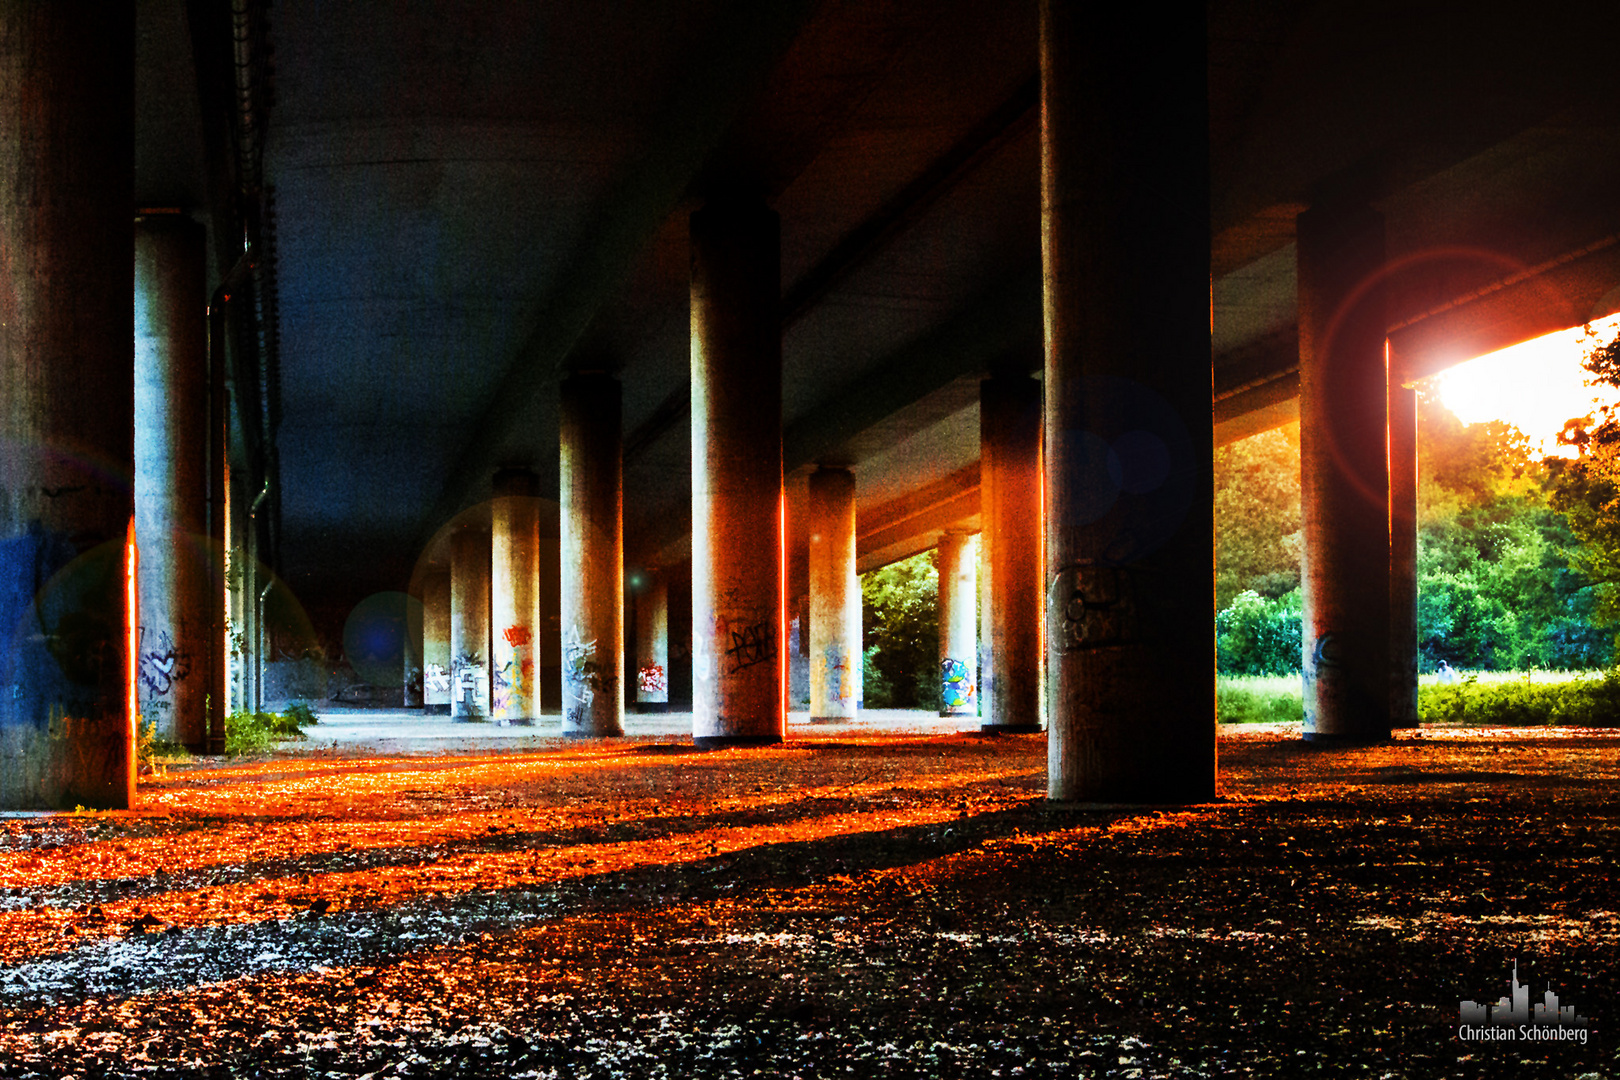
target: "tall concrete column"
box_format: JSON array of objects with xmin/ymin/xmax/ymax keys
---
[
  {"xmin": 491, "ymin": 468, "xmax": 541, "ymax": 725},
  {"xmin": 450, "ymin": 525, "xmax": 491, "ymax": 720},
  {"xmin": 1299, "ymin": 203, "xmax": 1390, "ymax": 743},
  {"xmin": 808, "ymin": 467, "xmax": 859, "ymax": 723},
  {"xmin": 937, "ymin": 530, "xmax": 978, "ymax": 717},
  {"xmin": 134, "ymin": 215, "xmax": 209, "ymax": 750},
  {"xmin": 690, "ymin": 198, "xmax": 784, "ymax": 747},
  {"xmin": 1389, "ymin": 375, "xmax": 1419, "ymax": 727},
  {"xmin": 560, "ymin": 373, "xmax": 624, "ymax": 737},
  {"xmin": 981, "ymin": 375, "xmax": 1043, "ymax": 733},
  {"xmin": 634, "ymin": 573, "xmax": 669, "ymax": 712},
  {"xmin": 1041, "ymin": 0, "xmax": 1214, "ymax": 801},
  {"xmin": 421, "ymin": 570, "xmax": 452, "ymax": 714},
  {"xmin": 0, "ymin": 5, "xmax": 135, "ymax": 809}
]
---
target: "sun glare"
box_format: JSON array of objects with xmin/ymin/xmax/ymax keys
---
[{"xmin": 1429, "ymin": 313, "xmax": 1620, "ymax": 456}]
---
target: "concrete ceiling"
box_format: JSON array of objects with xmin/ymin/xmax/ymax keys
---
[{"xmin": 134, "ymin": 0, "xmax": 1620, "ymax": 633}]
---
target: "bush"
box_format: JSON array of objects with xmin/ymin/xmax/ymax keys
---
[
  {"xmin": 224, "ymin": 705, "xmax": 316, "ymax": 755},
  {"xmin": 1418, "ymin": 671, "xmax": 1620, "ymax": 726},
  {"xmin": 1216, "ymin": 590, "xmax": 1302, "ymax": 676}
]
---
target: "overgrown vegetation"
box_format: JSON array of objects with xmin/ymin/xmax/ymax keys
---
[
  {"xmin": 1217, "ymin": 387, "xmax": 1614, "ymax": 675},
  {"xmin": 860, "ymin": 550, "xmax": 939, "ymax": 709},
  {"xmin": 224, "ymin": 703, "xmax": 316, "ymax": 755},
  {"xmin": 1217, "ymin": 670, "xmax": 1620, "ymax": 727}
]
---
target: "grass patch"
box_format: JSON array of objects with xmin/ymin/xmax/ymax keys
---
[
  {"xmin": 225, "ymin": 702, "xmax": 317, "ymax": 755},
  {"xmin": 1418, "ymin": 670, "xmax": 1620, "ymax": 727},
  {"xmin": 1217, "ymin": 675, "xmax": 1301, "ymax": 724}
]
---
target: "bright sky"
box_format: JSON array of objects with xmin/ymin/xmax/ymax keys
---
[{"xmin": 1429, "ymin": 313, "xmax": 1620, "ymax": 457}]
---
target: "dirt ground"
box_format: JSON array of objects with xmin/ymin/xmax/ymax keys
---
[{"xmin": 0, "ymin": 724, "xmax": 1616, "ymax": 1078}]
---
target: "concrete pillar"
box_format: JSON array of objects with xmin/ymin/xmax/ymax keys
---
[
  {"xmin": 134, "ymin": 215, "xmax": 209, "ymax": 750},
  {"xmin": 1389, "ymin": 376, "xmax": 1419, "ymax": 727},
  {"xmin": 634, "ymin": 573, "xmax": 669, "ymax": 711},
  {"xmin": 0, "ymin": 5, "xmax": 135, "ymax": 809},
  {"xmin": 1299, "ymin": 203, "xmax": 1390, "ymax": 743},
  {"xmin": 937, "ymin": 530, "xmax": 978, "ymax": 717},
  {"xmin": 690, "ymin": 198, "xmax": 784, "ymax": 747},
  {"xmin": 450, "ymin": 525, "xmax": 491, "ymax": 720},
  {"xmin": 808, "ymin": 467, "xmax": 859, "ymax": 723},
  {"xmin": 491, "ymin": 468, "xmax": 541, "ymax": 725},
  {"xmin": 560, "ymin": 373, "xmax": 625, "ymax": 737},
  {"xmin": 980, "ymin": 375, "xmax": 1043, "ymax": 733},
  {"xmin": 1041, "ymin": 0, "xmax": 1214, "ymax": 801},
  {"xmin": 422, "ymin": 570, "xmax": 452, "ymax": 714}
]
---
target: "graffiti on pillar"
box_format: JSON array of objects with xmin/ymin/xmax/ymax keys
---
[
  {"xmin": 815, "ymin": 645, "xmax": 854, "ymax": 706},
  {"xmin": 563, "ymin": 629, "xmax": 600, "ymax": 706},
  {"xmin": 724, "ymin": 622, "xmax": 775, "ymax": 674},
  {"xmin": 452, "ymin": 652, "xmax": 488, "ymax": 715},
  {"xmin": 494, "ymin": 625, "xmax": 535, "ymax": 717},
  {"xmin": 940, "ymin": 657, "xmax": 975, "ymax": 710},
  {"xmin": 1311, "ymin": 632, "xmax": 1341, "ymax": 670},
  {"xmin": 137, "ymin": 628, "xmax": 192, "ymax": 698},
  {"xmin": 1048, "ymin": 563, "xmax": 1133, "ymax": 652},
  {"xmin": 637, "ymin": 663, "xmax": 666, "ymax": 696},
  {"xmin": 423, "ymin": 663, "xmax": 451, "ymax": 702}
]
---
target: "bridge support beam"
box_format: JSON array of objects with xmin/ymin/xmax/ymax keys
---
[
  {"xmin": 560, "ymin": 374, "xmax": 625, "ymax": 737},
  {"xmin": 1041, "ymin": 0, "xmax": 1215, "ymax": 801},
  {"xmin": 1389, "ymin": 373, "xmax": 1419, "ymax": 728},
  {"xmin": 450, "ymin": 525, "xmax": 491, "ymax": 720},
  {"xmin": 492, "ymin": 467, "xmax": 542, "ymax": 726},
  {"xmin": 937, "ymin": 529, "xmax": 978, "ymax": 717},
  {"xmin": 135, "ymin": 215, "xmax": 209, "ymax": 750},
  {"xmin": 0, "ymin": 4, "xmax": 135, "ymax": 809},
  {"xmin": 690, "ymin": 198, "xmax": 785, "ymax": 748},
  {"xmin": 421, "ymin": 570, "xmax": 451, "ymax": 714},
  {"xmin": 1298, "ymin": 202, "xmax": 1391, "ymax": 743},
  {"xmin": 981, "ymin": 375, "xmax": 1043, "ymax": 733},
  {"xmin": 808, "ymin": 467, "xmax": 859, "ymax": 723}
]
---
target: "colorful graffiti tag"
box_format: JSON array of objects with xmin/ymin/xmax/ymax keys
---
[
  {"xmin": 940, "ymin": 657, "xmax": 975, "ymax": 710},
  {"xmin": 494, "ymin": 624, "xmax": 534, "ymax": 718},
  {"xmin": 637, "ymin": 662, "xmax": 666, "ymax": 696},
  {"xmin": 814, "ymin": 645, "xmax": 854, "ymax": 707}
]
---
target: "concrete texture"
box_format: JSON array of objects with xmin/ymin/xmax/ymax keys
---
[
  {"xmin": 559, "ymin": 375, "xmax": 624, "ymax": 737},
  {"xmin": 1040, "ymin": 0, "xmax": 1215, "ymax": 801},
  {"xmin": 1298, "ymin": 203, "xmax": 1391, "ymax": 743},
  {"xmin": 0, "ymin": 3, "xmax": 136, "ymax": 810},
  {"xmin": 689, "ymin": 199, "xmax": 784, "ymax": 747},
  {"xmin": 807, "ymin": 467, "xmax": 858, "ymax": 723}
]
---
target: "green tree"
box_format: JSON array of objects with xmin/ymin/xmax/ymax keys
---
[
  {"xmin": 1214, "ymin": 425, "xmax": 1301, "ymax": 610},
  {"xmin": 860, "ymin": 550, "xmax": 938, "ymax": 708},
  {"xmin": 1547, "ymin": 329, "xmax": 1620, "ymax": 629},
  {"xmin": 1419, "ymin": 393, "xmax": 1608, "ymax": 669}
]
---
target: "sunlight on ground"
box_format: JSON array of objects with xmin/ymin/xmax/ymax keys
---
[{"xmin": 1431, "ymin": 312, "xmax": 1620, "ymax": 455}]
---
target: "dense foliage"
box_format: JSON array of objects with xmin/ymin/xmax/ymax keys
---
[
  {"xmin": 1214, "ymin": 428, "xmax": 1301, "ymax": 610},
  {"xmin": 1216, "ymin": 392, "xmax": 1613, "ymax": 675},
  {"xmin": 860, "ymin": 550, "xmax": 940, "ymax": 708}
]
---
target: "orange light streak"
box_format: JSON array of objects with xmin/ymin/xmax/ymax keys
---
[{"xmin": 126, "ymin": 518, "xmax": 139, "ymax": 768}]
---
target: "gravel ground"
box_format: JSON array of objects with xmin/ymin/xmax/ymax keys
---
[{"xmin": 0, "ymin": 724, "xmax": 1616, "ymax": 1078}]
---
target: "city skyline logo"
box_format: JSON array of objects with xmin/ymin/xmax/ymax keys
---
[{"xmin": 1459, "ymin": 961, "xmax": 1590, "ymax": 1045}]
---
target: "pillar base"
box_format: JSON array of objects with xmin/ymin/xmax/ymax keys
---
[
  {"xmin": 980, "ymin": 723, "xmax": 1044, "ymax": 734},
  {"xmin": 635, "ymin": 702, "xmax": 670, "ymax": 714},
  {"xmin": 453, "ymin": 717, "xmax": 491, "ymax": 725},
  {"xmin": 809, "ymin": 715, "xmax": 850, "ymax": 725},
  {"xmin": 940, "ymin": 710, "xmax": 976, "ymax": 719},
  {"xmin": 423, "ymin": 704, "xmax": 451, "ymax": 716},
  {"xmin": 693, "ymin": 735, "xmax": 784, "ymax": 750},
  {"xmin": 498, "ymin": 718, "xmax": 535, "ymax": 728}
]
